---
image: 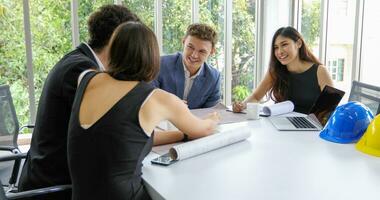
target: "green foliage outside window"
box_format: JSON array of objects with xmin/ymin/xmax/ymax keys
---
[
  {"xmin": 0, "ymin": 0, "xmax": 321, "ymax": 128},
  {"xmin": 123, "ymin": 0, "xmax": 154, "ymax": 30},
  {"xmin": 1, "ymin": 1, "xmax": 30, "ymax": 126},
  {"xmin": 199, "ymin": 0, "xmax": 224, "ymax": 71},
  {"xmin": 301, "ymin": 0, "xmax": 320, "ymax": 47},
  {"xmin": 162, "ymin": 0, "xmax": 191, "ymax": 54},
  {"xmin": 232, "ymin": 0, "xmax": 256, "ymax": 102},
  {"xmin": 232, "ymin": 85, "xmax": 250, "ymax": 102},
  {"xmin": 30, "ymin": 0, "xmax": 72, "ymax": 107}
]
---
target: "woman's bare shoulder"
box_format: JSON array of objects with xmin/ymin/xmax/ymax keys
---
[
  {"xmin": 316, "ymin": 64, "xmax": 331, "ymax": 75},
  {"xmin": 150, "ymin": 89, "xmax": 179, "ymax": 103}
]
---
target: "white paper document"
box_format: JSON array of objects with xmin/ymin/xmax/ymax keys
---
[
  {"xmin": 261, "ymin": 100, "xmax": 294, "ymax": 116},
  {"xmin": 156, "ymin": 103, "xmax": 250, "ymax": 131},
  {"xmin": 190, "ymin": 103, "xmax": 249, "ymax": 124},
  {"xmin": 169, "ymin": 128, "xmax": 251, "ymax": 160}
]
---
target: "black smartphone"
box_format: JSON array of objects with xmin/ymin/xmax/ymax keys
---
[
  {"xmin": 259, "ymin": 112, "xmax": 270, "ymax": 117},
  {"xmin": 151, "ymin": 153, "xmax": 177, "ymax": 166}
]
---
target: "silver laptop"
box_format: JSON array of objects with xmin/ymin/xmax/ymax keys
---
[{"xmin": 269, "ymin": 85, "xmax": 345, "ymax": 131}]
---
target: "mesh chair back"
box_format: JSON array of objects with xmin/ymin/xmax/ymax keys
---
[
  {"xmin": 0, "ymin": 180, "xmax": 6, "ymax": 200},
  {"xmin": 0, "ymin": 85, "xmax": 19, "ymax": 148},
  {"xmin": 349, "ymin": 81, "xmax": 380, "ymax": 115}
]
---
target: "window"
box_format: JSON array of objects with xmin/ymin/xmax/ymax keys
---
[
  {"xmin": 231, "ymin": 0, "xmax": 256, "ymax": 102},
  {"xmin": 199, "ymin": 0, "xmax": 225, "ymax": 100},
  {"xmin": 162, "ymin": 0, "xmax": 191, "ymax": 54},
  {"xmin": 337, "ymin": 58, "xmax": 344, "ymax": 81},
  {"xmin": 325, "ymin": 0, "xmax": 356, "ymax": 92},
  {"xmin": 7, "ymin": 0, "xmax": 361, "ymax": 127},
  {"xmin": 30, "ymin": 0, "xmax": 72, "ymax": 109},
  {"xmin": 0, "ymin": 1, "xmax": 28, "ymax": 125},
  {"xmin": 300, "ymin": 0, "xmax": 321, "ymax": 58},
  {"xmin": 263, "ymin": 0, "xmax": 291, "ymax": 73},
  {"xmin": 199, "ymin": 0, "xmax": 225, "ymax": 72},
  {"xmin": 360, "ymin": 0, "xmax": 380, "ymax": 86},
  {"xmin": 123, "ymin": 0, "xmax": 154, "ymax": 30},
  {"xmin": 327, "ymin": 58, "xmax": 344, "ymax": 82},
  {"xmin": 336, "ymin": 0, "xmax": 349, "ymax": 16}
]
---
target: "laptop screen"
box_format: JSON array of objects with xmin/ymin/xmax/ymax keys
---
[{"xmin": 308, "ymin": 85, "xmax": 345, "ymax": 126}]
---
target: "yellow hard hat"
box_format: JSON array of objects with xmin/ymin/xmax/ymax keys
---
[{"xmin": 356, "ymin": 114, "xmax": 380, "ymax": 157}]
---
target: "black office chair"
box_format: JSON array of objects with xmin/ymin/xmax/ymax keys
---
[
  {"xmin": 0, "ymin": 154, "xmax": 71, "ymax": 200},
  {"xmin": 0, "ymin": 85, "xmax": 34, "ymax": 193},
  {"xmin": 349, "ymin": 80, "xmax": 380, "ymax": 115},
  {"xmin": 0, "ymin": 85, "xmax": 71, "ymax": 198}
]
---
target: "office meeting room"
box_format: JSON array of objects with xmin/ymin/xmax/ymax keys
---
[{"xmin": 1, "ymin": 0, "xmax": 380, "ymax": 199}]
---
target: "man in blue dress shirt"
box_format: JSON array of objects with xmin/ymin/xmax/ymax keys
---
[{"xmin": 152, "ymin": 23, "xmax": 221, "ymax": 109}]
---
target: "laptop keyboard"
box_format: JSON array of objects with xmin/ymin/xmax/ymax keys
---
[{"xmin": 287, "ymin": 117, "xmax": 317, "ymax": 129}]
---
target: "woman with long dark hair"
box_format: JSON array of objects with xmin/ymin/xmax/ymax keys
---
[{"xmin": 233, "ymin": 26, "xmax": 333, "ymax": 114}]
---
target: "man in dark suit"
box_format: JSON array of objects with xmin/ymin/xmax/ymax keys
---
[
  {"xmin": 152, "ymin": 24, "xmax": 221, "ymax": 109},
  {"xmin": 18, "ymin": 5, "xmax": 140, "ymax": 199}
]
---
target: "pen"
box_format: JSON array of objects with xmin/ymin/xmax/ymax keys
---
[{"xmin": 225, "ymin": 109, "xmax": 247, "ymax": 114}]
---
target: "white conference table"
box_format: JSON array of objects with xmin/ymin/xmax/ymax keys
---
[{"xmin": 142, "ymin": 116, "xmax": 380, "ymax": 200}]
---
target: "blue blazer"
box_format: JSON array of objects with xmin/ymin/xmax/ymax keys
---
[{"xmin": 152, "ymin": 52, "xmax": 221, "ymax": 109}]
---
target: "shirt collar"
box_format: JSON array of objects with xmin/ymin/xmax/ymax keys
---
[{"xmin": 84, "ymin": 43, "xmax": 105, "ymax": 71}]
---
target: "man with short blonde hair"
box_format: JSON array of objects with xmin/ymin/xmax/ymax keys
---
[{"xmin": 152, "ymin": 23, "xmax": 221, "ymax": 109}]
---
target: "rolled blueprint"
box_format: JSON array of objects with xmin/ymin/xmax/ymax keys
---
[{"xmin": 169, "ymin": 128, "xmax": 251, "ymax": 160}]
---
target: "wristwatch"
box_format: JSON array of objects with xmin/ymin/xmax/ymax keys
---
[{"xmin": 182, "ymin": 133, "xmax": 189, "ymax": 142}]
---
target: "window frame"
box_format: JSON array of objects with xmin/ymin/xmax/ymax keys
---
[{"xmin": 16, "ymin": 0, "xmax": 371, "ymax": 124}]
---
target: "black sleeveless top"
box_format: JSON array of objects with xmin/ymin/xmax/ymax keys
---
[
  {"xmin": 287, "ymin": 64, "xmax": 321, "ymax": 114},
  {"xmin": 68, "ymin": 71, "xmax": 153, "ymax": 200}
]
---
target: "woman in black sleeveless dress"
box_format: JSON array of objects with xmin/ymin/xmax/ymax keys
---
[
  {"xmin": 233, "ymin": 26, "xmax": 334, "ymax": 114},
  {"xmin": 67, "ymin": 22, "xmax": 220, "ymax": 200}
]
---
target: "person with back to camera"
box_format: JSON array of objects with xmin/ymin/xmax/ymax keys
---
[
  {"xmin": 233, "ymin": 26, "xmax": 333, "ymax": 114},
  {"xmin": 18, "ymin": 5, "xmax": 142, "ymax": 199},
  {"xmin": 67, "ymin": 22, "xmax": 220, "ymax": 200},
  {"xmin": 19, "ymin": 4, "xmax": 185, "ymax": 199}
]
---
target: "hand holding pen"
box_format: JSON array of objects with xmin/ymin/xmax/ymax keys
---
[{"xmin": 232, "ymin": 101, "xmax": 247, "ymax": 113}]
